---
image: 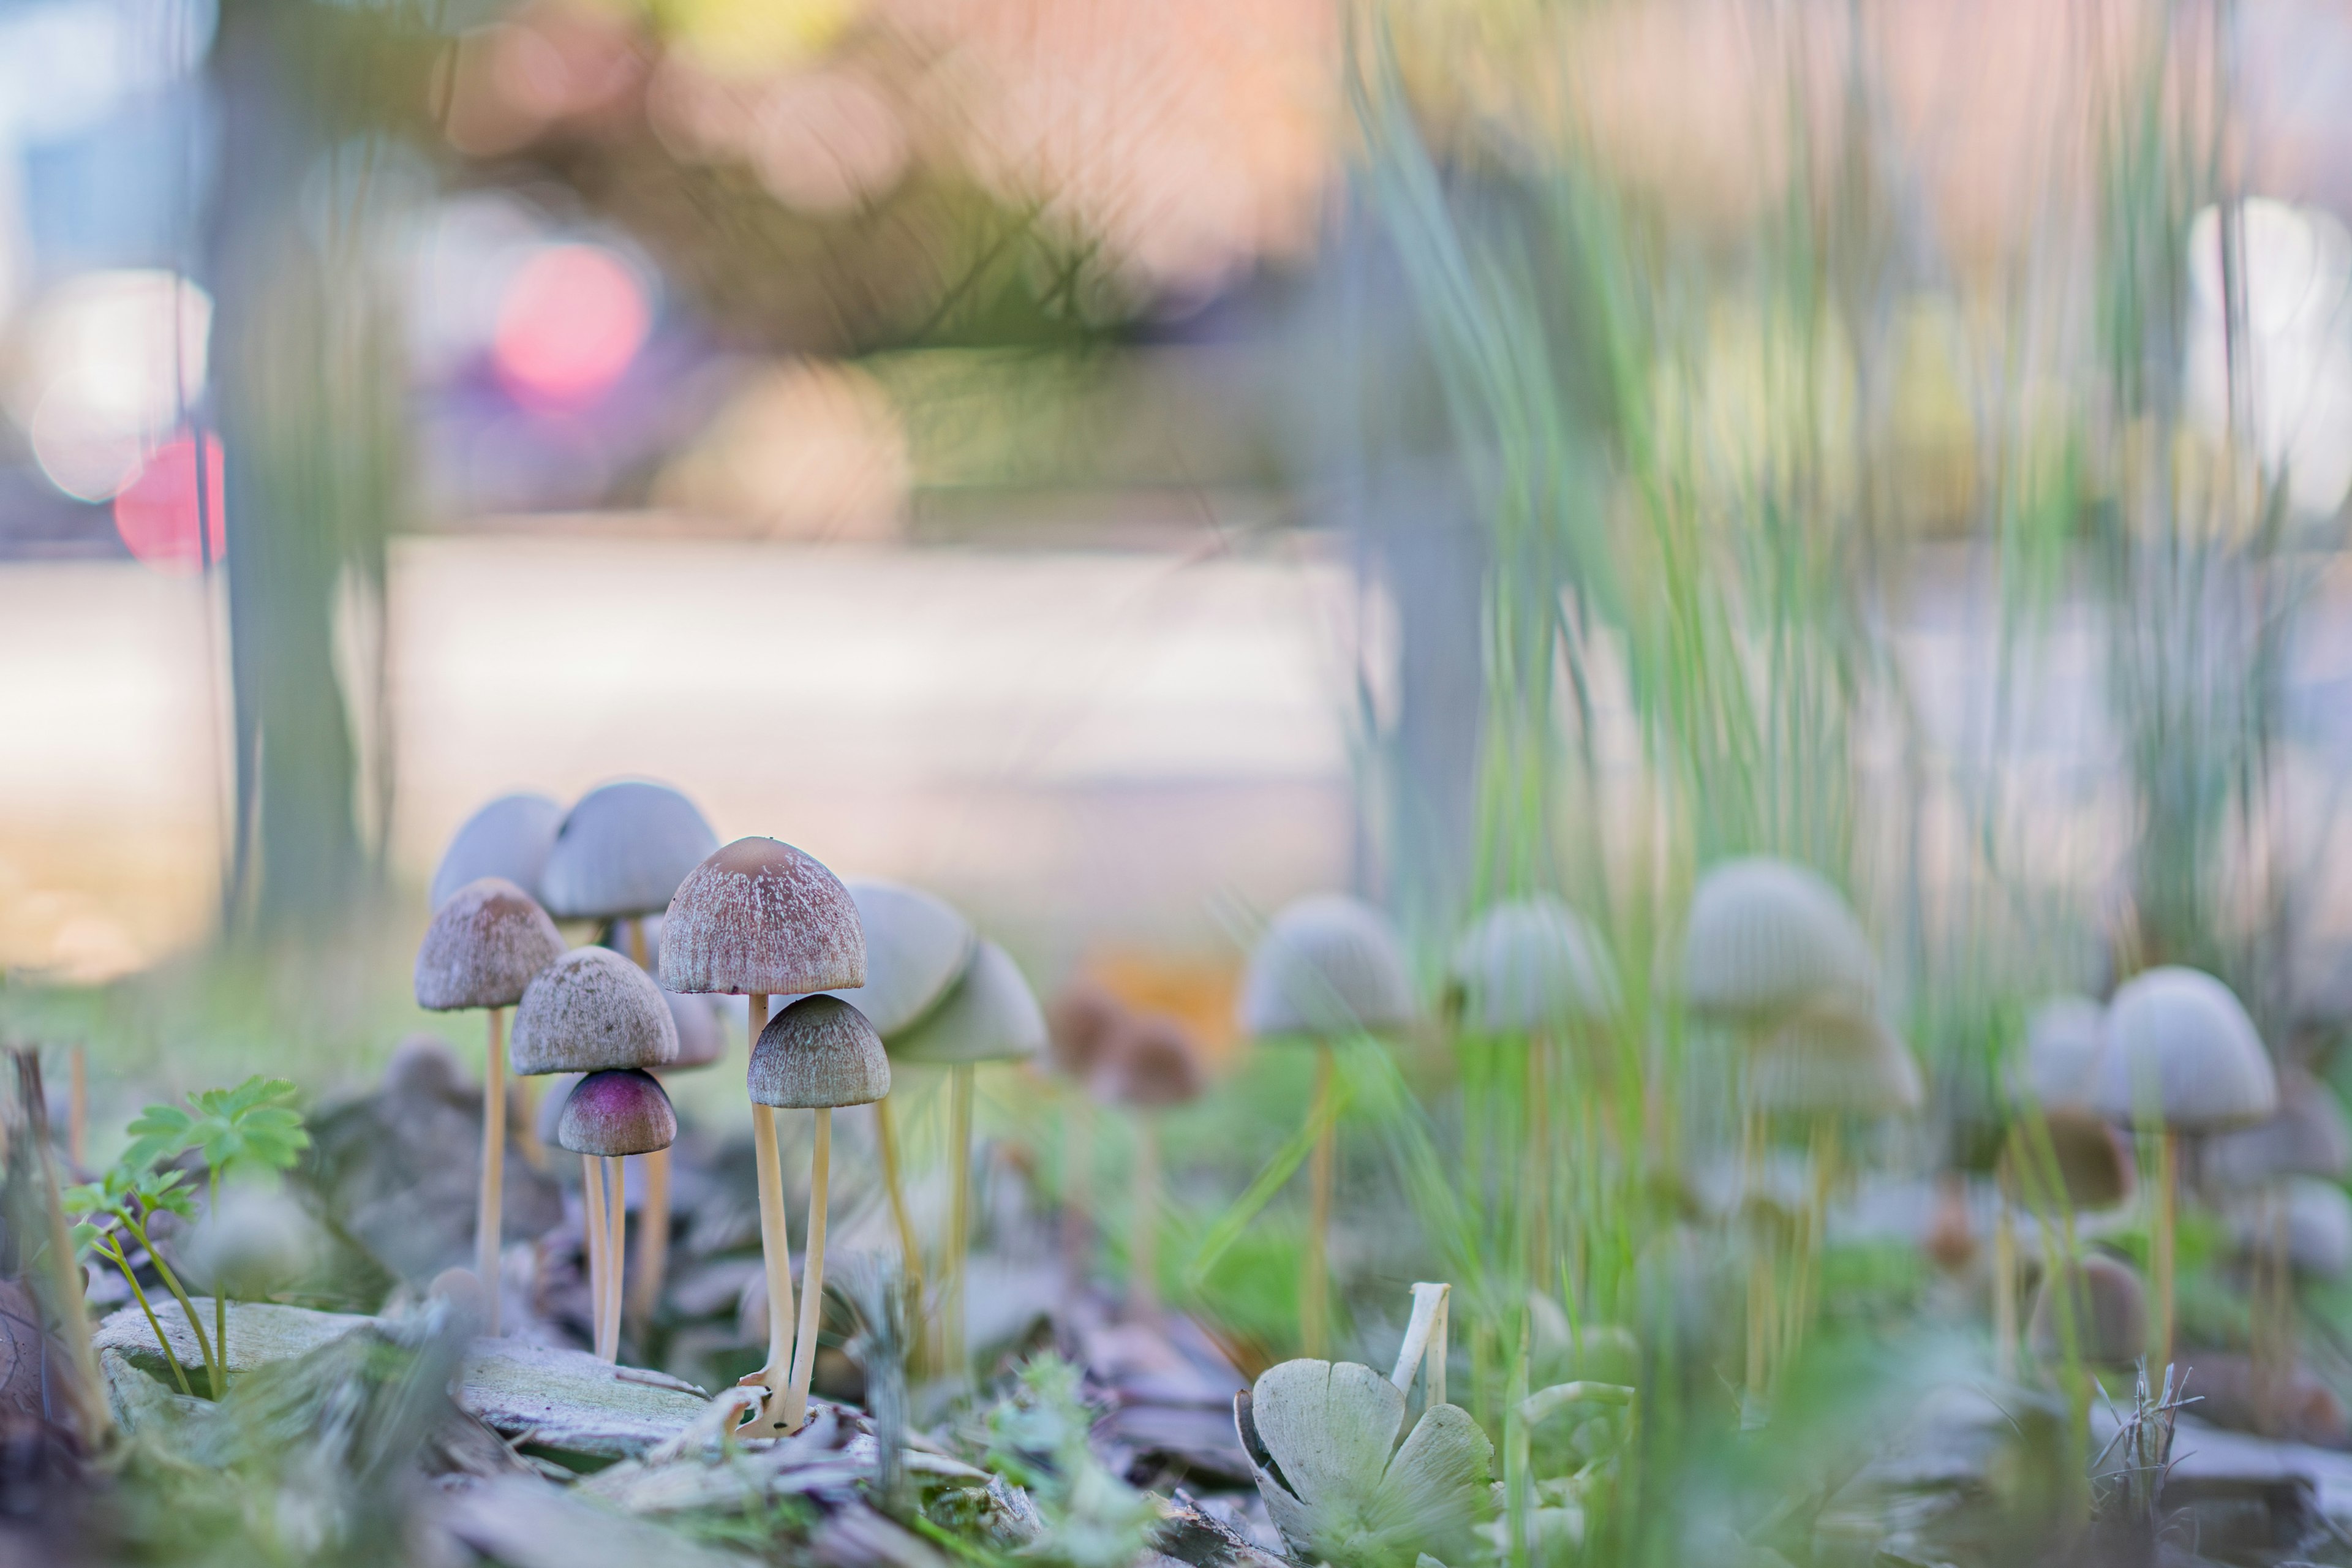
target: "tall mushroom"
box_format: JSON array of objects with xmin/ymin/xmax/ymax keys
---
[
  {"xmin": 750, "ymin": 995, "xmax": 889, "ymax": 1433},
  {"xmin": 617, "ymin": 987, "xmax": 726, "ymax": 1329},
  {"xmin": 891, "ymin": 938, "xmax": 1048, "ymax": 1373},
  {"xmin": 1089, "ymin": 1012, "xmax": 1207, "ymax": 1318},
  {"xmin": 1238, "ymin": 894, "xmax": 1417, "ymax": 1357},
  {"xmin": 413, "ymin": 875, "xmax": 566, "ymax": 1335},
  {"xmin": 556, "ymin": 1069, "xmax": 678, "ymax": 1360},
  {"xmin": 1994, "ymin": 1107, "xmax": 2135, "ymax": 1379},
  {"xmin": 429, "ymin": 792, "xmax": 564, "ymax": 911},
  {"xmin": 511, "ymin": 946, "xmax": 680, "ymax": 1359},
  {"xmin": 2089, "ymin": 965, "xmax": 2278, "ymax": 1363},
  {"xmin": 1683, "ymin": 857, "xmax": 1877, "ymax": 1399},
  {"xmin": 1446, "ymin": 896, "xmax": 1618, "ymax": 1283},
  {"xmin": 1045, "ymin": 979, "xmax": 1127, "ymax": 1279},
  {"xmin": 541, "ymin": 780, "xmax": 718, "ymax": 1332},
  {"xmin": 821, "ymin": 881, "xmax": 974, "ymax": 1309},
  {"xmin": 659, "ymin": 836, "xmax": 865, "ymax": 1434}
]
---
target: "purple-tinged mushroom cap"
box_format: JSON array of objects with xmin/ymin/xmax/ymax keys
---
[
  {"xmin": 748, "ymin": 995, "xmax": 889, "ymax": 1109},
  {"xmin": 557, "ymin": 1068, "xmax": 677, "ymax": 1156},
  {"xmin": 415, "ymin": 877, "xmax": 568, "ymax": 1012},
  {"xmin": 511, "ymin": 946, "xmax": 680, "ymax": 1074},
  {"xmin": 660, "ymin": 837, "xmax": 865, "ymax": 997}
]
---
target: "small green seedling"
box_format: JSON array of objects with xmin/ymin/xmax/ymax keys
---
[{"xmin": 71, "ymin": 1076, "xmax": 309, "ymax": 1396}]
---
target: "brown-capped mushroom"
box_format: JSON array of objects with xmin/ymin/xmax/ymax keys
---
[
  {"xmin": 556, "ymin": 1069, "xmax": 678, "ymax": 1360},
  {"xmin": 414, "ymin": 875, "xmax": 566, "ymax": 1336},
  {"xmin": 1090, "ymin": 1012, "xmax": 1207, "ymax": 1317},
  {"xmin": 660, "ymin": 837, "xmax": 865, "ymax": 1434},
  {"xmin": 751, "ymin": 995, "xmax": 889, "ymax": 1431},
  {"xmin": 511, "ymin": 944, "xmax": 679, "ymax": 1361}
]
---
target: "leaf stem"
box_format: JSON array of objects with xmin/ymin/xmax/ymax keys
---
[
  {"xmin": 94, "ymin": 1234, "xmax": 192, "ymax": 1396},
  {"xmin": 124, "ymin": 1213, "xmax": 221, "ymax": 1396}
]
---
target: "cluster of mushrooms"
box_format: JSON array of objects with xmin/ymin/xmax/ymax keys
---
[{"xmin": 412, "ymin": 777, "xmax": 1091, "ymax": 1431}]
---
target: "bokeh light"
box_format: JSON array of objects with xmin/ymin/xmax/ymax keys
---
[
  {"xmin": 9, "ymin": 271, "xmax": 211, "ymax": 502},
  {"xmin": 111, "ymin": 432, "xmax": 227, "ymax": 573},
  {"xmin": 491, "ymin": 243, "xmax": 652, "ymax": 410}
]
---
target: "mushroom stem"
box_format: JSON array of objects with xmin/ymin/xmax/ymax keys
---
[
  {"xmin": 2153, "ymin": 1129, "xmax": 2177, "ymax": 1366},
  {"xmin": 68, "ymin": 1044, "xmax": 86, "ymax": 1169},
  {"xmin": 1303, "ymin": 1042, "xmax": 1336, "ymax": 1359},
  {"xmin": 515, "ymin": 1076, "xmax": 547, "ymax": 1170},
  {"xmin": 1061, "ymin": 1095, "xmax": 1093, "ymax": 1283},
  {"xmin": 581, "ymin": 1152, "xmax": 608, "ymax": 1358},
  {"xmin": 875, "ymin": 1096, "xmax": 924, "ymax": 1305},
  {"xmin": 944, "ymin": 1064, "xmax": 973, "ymax": 1378},
  {"xmin": 603, "ymin": 1155, "xmax": 627, "ymax": 1361},
  {"xmin": 1993, "ymin": 1185, "xmax": 2018, "ymax": 1382},
  {"xmin": 630, "ymin": 1146, "xmax": 669, "ymax": 1331},
  {"xmin": 1129, "ymin": 1114, "xmax": 1159, "ymax": 1317},
  {"xmin": 783, "ymin": 1108, "xmax": 832, "ymax": 1433},
  {"xmin": 1741, "ymin": 1101, "xmax": 1768, "ymax": 1403},
  {"xmin": 477, "ymin": 1008, "xmax": 507, "ymax": 1336},
  {"xmin": 1525, "ymin": 1034, "xmax": 1549, "ymax": 1284},
  {"xmin": 741, "ymin": 993, "xmax": 801, "ymax": 1432}
]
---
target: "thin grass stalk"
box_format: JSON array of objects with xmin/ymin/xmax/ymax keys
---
[{"xmin": 1303, "ymin": 1042, "xmax": 1337, "ymax": 1357}]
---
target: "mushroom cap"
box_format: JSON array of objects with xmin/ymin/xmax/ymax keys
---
[
  {"xmin": 748, "ymin": 995, "xmax": 890, "ymax": 1108},
  {"xmin": 429, "ymin": 792, "xmax": 564, "ymax": 912},
  {"xmin": 2204, "ymin": 1068, "xmax": 2352, "ymax": 1188},
  {"xmin": 663, "ymin": 989, "xmax": 726, "ymax": 1071},
  {"xmin": 890, "ymin": 940, "xmax": 1047, "ymax": 1065},
  {"xmin": 1238, "ymin": 894, "xmax": 1417, "ymax": 1041},
  {"xmin": 1683, "ymin": 858, "xmax": 1876, "ymax": 1027},
  {"xmin": 1046, "ymin": 979, "xmax": 1127, "ymax": 1080},
  {"xmin": 540, "ymin": 780, "xmax": 720, "ymax": 921},
  {"xmin": 382, "ymin": 1034, "xmax": 468, "ymax": 1102},
  {"xmin": 1748, "ymin": 1005, "xmax": 1922, "ymax": 1117},
  {"xmin": 815, "ymin": 880, "xmax": 974, "ymax": 1036},
  {"xmin": 556, "ymin": 1068, "xmax": 678, "ymax": 1156},
  {"xmin": 2028, "ymin": 1253, "xmax": 2147, "ymax": 1367},
  {"xmin": 1445, "ymin": 896, "xmax": 1618, "ymax": 1034},
  {"xmin": 2000, "ymin": 1107, "xmax": 2135, "ymax": 1212},
  {"xmin": 187, "ymin": 1186, "xmax": 317, "ymax": 1298},
  {"xmin": 414, "ymin": 877, "xmax": 568, "ymax": 1011},
  {"xmin": 2017, "ymin": 995, "xmax": 2106, "ymax": 1109},
  {"xmin": 1090, "ymin": 1013, "xmax": 1207, "ymax": 1109},
  {"xmin": 2090, "ymin": 967, "xmax": 2278, "ymax": 1131},
  {"xmin": 659, "ymin": 837, "xmax": 866, "ymax": 997},
  {"xmin": 510, "ymin": 946, "xmax": 680, "ymax": 1075},
  {"xmin": 2230, "ymin": 1177, "xmax": 2352, "ymax": 1278}
]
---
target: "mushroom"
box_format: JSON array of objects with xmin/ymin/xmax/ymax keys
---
[
  {"xmin": 1684, "ymin": 859, "xmax": 1877, "ymax": 1399},
  {"xmin": 890, "ymin": 938, "xmax": 1048, "ymax": 1376},
  {"xmin": 2089, "ymin": 966, "xmax": 2278, "ymax": 1362},
  {"xmin": 413, "ymin": 875, "xmax": 567, "ymax": 1335},
  {"xmin": 2029, "ymin": 1251, "xmax": 2148, "ymax": 1370},
  {"xmin": 511, "ymin": 946, "xmax": 680, "ymax": 1360},
  {"xmin": 658, "ymin": 836, "xmax": 865, "ymax": 1434},
  {"xmin": 429, "ymin": 792, "xmax": 564, "ymax": 911},
  {"xmin": 816, "ymin": 881, "xmax": 975, "ymax": 1316},
  {"xmin": 617, "ymin": 987, "xmax": 726, "ymax": 1330},
  {"xmin": 2204, "ymin": 1066, "xmax": 2351, "ymax": 1189},
  {"xmin": 750, "ymin": 995, "xmax": 889, "ymax": 1433},
  {"xmin": 1238, "ymin": 894, "xmax": 1417, "ymax": 1357},
  {"xmin": 1683, "ymin": 858, "xmax": 1877, "ymax": 1029},
  {"xmin": 1991, "ymin": 1107, "xmax": 2135, "ymax": 1378},
  {"xmin": 1045, "ymin": 978, "xmax": 1128, "ymax": 1276},
  {"xmin": 1089, "ymin": 1011, "xmax": 1207, "ymax": 1317},
  {"xmin": 556, "ymin": 1069, "xmax": 678, "ymax": 1361},
  {"xmin": 1445, "ymin": 896, "xmax": 1619, "ymax": 1284}
]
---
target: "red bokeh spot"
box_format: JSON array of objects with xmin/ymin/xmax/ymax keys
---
[
  {"xmin": 113, "ymin": 434, "xmax": 227, "ymax": 574},
  {"xmin": 492, "ymin": 244, "xmax": 650, "ymax": 409}
]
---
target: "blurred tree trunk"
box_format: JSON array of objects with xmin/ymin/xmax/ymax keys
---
[{"xmin": 206, "ymin": 0, "xmax": 402, "ymax": 935}]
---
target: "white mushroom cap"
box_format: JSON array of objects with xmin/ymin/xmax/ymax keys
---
[
  {"xmin": 2204, "ymin": 1068, "xmax": 2352, "ymax": 1188},
  {"xmin": 511, "ymin": 946, "xmax": 681, "ymax": 1075},
  {"xmin": 2090, "ymin": 967, "xmax": 2278, "ymax": 1132},
  {"xmin": 1683, "ymin": 858, "xmax": 1876, "ymax": 1028},
  {"xmin": 414, "ymin": 877, "xmax": 567, "ymax": 1011},
  {"xmin": 2230, "ymin": 1177, "xmax": 2352, "ymax": 1279},
  {"xmin": 890, "ymin": 940, "xmax": 1047, "ymax": 1065},
  {"xmin": 1238, "ymin": 895, "xmax": 1417, "ymax": 1041},
  {"xmin": 2018, "ymin": 995, "xmax": 2105, "ymax": 1109},
  {"xmin": 1747, "ymin": 1005, "xmax": 1922, "ymax": 1117},
  {"xmin": 1446, "ymin": 896, "xmax": 1618, "ymax": 1034},
  {"xmin": 659, "ymin": 837, "xmax": 865, "ymax": 997},
  {"xmin": 540, "ymin": 780, "xmax": 720, "ymax": 921},
  {"xmin": 429, "ymin": 793, "xmax": 564, "ymax": 911},
  {"xmin": 814, "ymin": 880, "xmax": 974, "ymax": 1037}
]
